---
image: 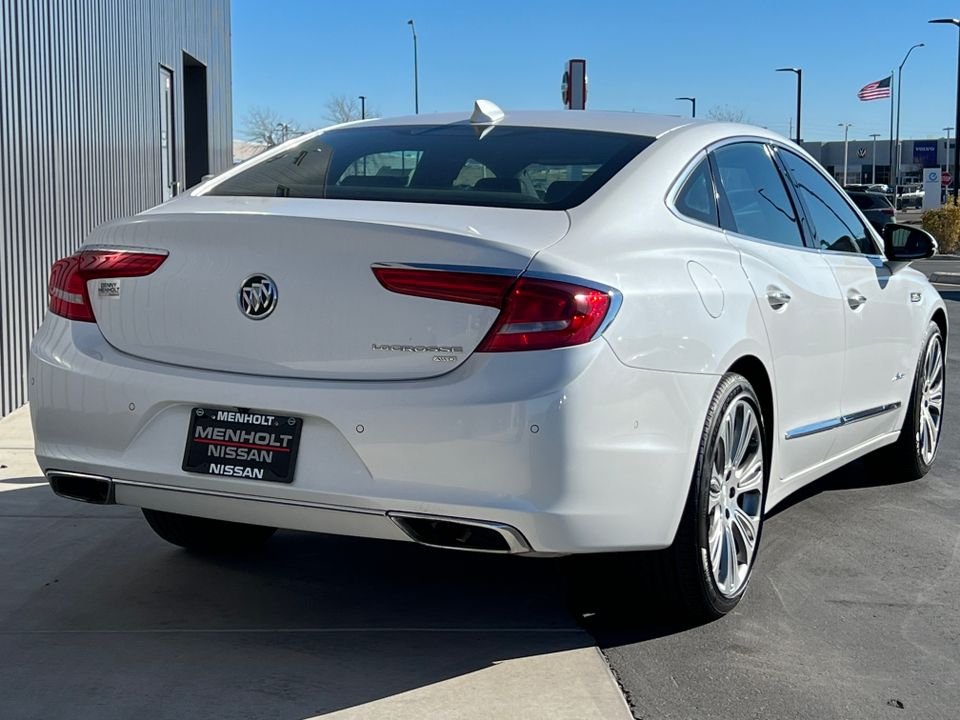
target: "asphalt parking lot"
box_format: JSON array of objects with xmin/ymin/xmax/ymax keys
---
[
  {"xmin": 1, "ymin": 296, "xmax": 957, "ymax": 720},
  {"xmin": 594, "ymin": 292, "xmax": 960, "ymax": 719}
]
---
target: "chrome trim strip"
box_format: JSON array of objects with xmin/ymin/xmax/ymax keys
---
[
  {"xmin": 841, "ymin": 402, "xmax": 902, "ymax": 425},
  {"xmin": 81, "ymin": 244, "xmax": 170, "ymax": 256},
  {"xmin": 783, "ymin": 417, "xmax": 843, "ymax": 440},
  {"xmin": 110, "ymin": 478, "xmax": 384, "ymax": 516},
  {"xmin": 784, "ymin": 402, "xmax": 902, "ymax": 440},
  {"xmin": 387, "ymin": 511, "xmax": 532, "ymax": 554},
  {"xmin": 371, "ymin": 262, "xmax": 518, "ymax": 277}
]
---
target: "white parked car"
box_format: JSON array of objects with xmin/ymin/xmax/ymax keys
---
[{"xmin": 31, "ymin": 104, "xmax": 946, "ymax": 619}]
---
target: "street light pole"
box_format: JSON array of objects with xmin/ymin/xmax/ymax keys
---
[
  {"xmin": 869, "ymin": 133, "xmax": 882, "ymax": 183},
  {"xmin": 839, "ymin": 123, "xmax": 852, "ymax": 185},
  {"xmin": 894, "ymin": 42, "xmax": 925, "ymax": 208},
  {"xmin": 407, "ymin": 19, "xmax": 419, "ymax": 114},
  {"xmin": 776, "ymin": 68, "xmax": 802, "ymax": 145},
  {"xmin": 675, "ymin": 96, "xmax": 696, "ymax": 118},
  {"xmin": 931, "ymin": 19, "xmax": 960, "ymax": 202},
  {"xmin": 359, "ymin": 95, "xmax": 366, "ymax": 120}
]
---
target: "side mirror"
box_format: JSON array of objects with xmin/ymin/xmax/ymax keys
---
[{"xmin": 882, "ymin": 223, "xmax": 937, "ymax": 262}]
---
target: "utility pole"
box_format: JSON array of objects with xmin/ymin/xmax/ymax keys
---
[
  {"xmin": 869, "ymin": 133, "xmax": 881, "ymax": 183},
  {"xmin": 359, "ymin": 95, "xmax": 366, "ymax": 120},
  {"xmin": 839, "ymin": 123, "xmax": 852, "ymax": 185}
]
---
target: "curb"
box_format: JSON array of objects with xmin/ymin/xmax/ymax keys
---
[{"xmin": 930, "ymin": 272, "xmax": 960, "ymax": 285}]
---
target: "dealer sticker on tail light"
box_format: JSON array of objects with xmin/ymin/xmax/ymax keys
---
[{"xmin": 182, "ymin": 407, "xmax": 303, "ymax": 483}]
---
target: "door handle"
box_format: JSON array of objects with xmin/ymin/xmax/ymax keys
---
[
  {"xmin": 847, "ymin": 292, "xmax": 867, "ymax": 309},
  {"xmin": 766, "ymin": 288, "xmax": 792, "ymax": 310}
]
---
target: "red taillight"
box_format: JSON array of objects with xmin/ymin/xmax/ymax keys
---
[
  {"xmin": 478, "ymin": 278, "xmax": 612, "ymax": 352},
  {"xmin": 882, "ymin": 207, "xmax": 895, "ymax": 215},
  {"xmin": 48, "ymin": 248, "xmax": 167, "ymax": 322},
  {"xmin": 372, "ymin": 266, "xmax": 615, "ymax": 352}
]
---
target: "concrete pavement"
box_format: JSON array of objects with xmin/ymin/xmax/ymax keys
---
[{"xmin": 0, "ymin": 406, "xmax": 631, "ymax": 720}]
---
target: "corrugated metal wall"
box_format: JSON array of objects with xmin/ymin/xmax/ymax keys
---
[{"xmin": 0, "ymin": 0, "xmax": 232, "ymax": 417}]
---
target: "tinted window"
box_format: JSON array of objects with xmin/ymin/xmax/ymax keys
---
[
  {"xmin": 209, "ymin": 125, "xmax": 655, "ymax": 210},
  {"xmin": 675, "ymin": 158, "xmax": 718, "ymax": 226},
  {"xmin": 711, "ymin": 143, "xmax": 804, "ymax": 247},
  {"xmin": 848, "ymin": 192, "xmax": 880, "ymax": 210},
  {"xmin": 780, "ymin": 151, "xmax": 877, "ymax": 254}
]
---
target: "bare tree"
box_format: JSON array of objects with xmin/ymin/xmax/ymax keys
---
[
  {"xmin": 707, "ymin": 105, "xmax": 749, "ymax": 123},
  {"xmin": 324, "ymin": 94, "xmax": 378, "ymax": 124},
  {"xmin": 240, "ymin": 106, "xmax": 301, "ymax": 147}
]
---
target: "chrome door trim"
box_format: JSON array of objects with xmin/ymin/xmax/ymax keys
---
[{"xmin": 784, "ymin": 402, "xmax": 902, "ymax": 440}]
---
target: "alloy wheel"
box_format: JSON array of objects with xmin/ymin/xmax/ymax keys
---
[
  {"xmin": 707, "ymin": 395, "xmax": 764, "ymax": 598},
  {"xmin": 917, "ymin": 333, "xmax": 944, "ymax": 465}
]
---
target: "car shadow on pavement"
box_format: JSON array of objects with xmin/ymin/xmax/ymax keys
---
[{"xmin": 0, "ymin": 483, "xmax": 594, "ymax": 719}]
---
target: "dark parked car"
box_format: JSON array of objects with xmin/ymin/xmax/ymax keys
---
[{"xmin": 846, "ymin": 190, "xmax": 897, "ymax": 231}]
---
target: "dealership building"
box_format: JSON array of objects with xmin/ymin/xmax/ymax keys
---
[
  {"xmin": 0, "ymin": 0, "xmax": 233, "ymax": 417},
  {"xmin": 802, "ymin": 136, "xmax": 956, "ymax": 186}
]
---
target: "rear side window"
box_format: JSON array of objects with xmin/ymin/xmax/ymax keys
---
[
  {"xmin": 675, "ymin": 158, "xmax": 718, "ymax": 226},
  {"xmin": 710, "ymin": 143, "xmax": 805, "ymax": 248},
  {"xmin": 209, "ymin": 125, "xmax": 655, "ymax": 210}
]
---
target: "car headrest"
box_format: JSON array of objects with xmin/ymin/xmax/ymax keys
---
[
  {"xmin": 544, "ymin": 180, "xmax": 581, "ymax": 203},
  {"xmin": 473, "ymin": 177, "xmax": 522, "ymax": 193}
]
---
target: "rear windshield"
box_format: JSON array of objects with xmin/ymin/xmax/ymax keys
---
[
  {"xmin": 849, "ymin": 192, "xmax": 891, "ymax": 210},
  {"xmin": 208, "ymin": 124, "xmax": 655, "ymax": 210}
]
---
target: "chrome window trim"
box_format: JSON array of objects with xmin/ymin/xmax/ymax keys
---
[{"xmin": 784, "ymin": 402, "xmax": 902, "ymax": 440}]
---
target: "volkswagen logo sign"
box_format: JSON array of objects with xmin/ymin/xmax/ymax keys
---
[{"xmin": 238, "ymin": 274, "xmax": 278, "ymax": 320}]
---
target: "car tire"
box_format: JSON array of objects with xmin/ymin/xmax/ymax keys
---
[
  {"xmin": 877, "ymin": 321, "xmax": 945, "ymax": 479},
  {"xmin": 142, "ymin": 508, "xmax": 277, "ymax": 553},
  {"xmin": 657, "ymin": 372, "xmax": 768, "ymax": 620}
]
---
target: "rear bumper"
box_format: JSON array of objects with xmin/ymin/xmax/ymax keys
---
[{"xmin": 29, "ymin": 316, "xmax": 717, "ymax": 554}]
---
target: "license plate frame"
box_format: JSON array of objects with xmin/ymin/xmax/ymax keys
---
[{"xmin": 182, "ymin": 407, "xmax": 303, "ymax": 483}]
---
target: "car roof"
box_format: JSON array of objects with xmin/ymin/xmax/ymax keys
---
[{"xmin": 349, "ymin": 109, "xmax": 699, "ymax": 139}]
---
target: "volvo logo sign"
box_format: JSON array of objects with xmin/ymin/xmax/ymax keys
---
[{"xmin": 238, "ymin": 274, "xmax": 278, "ymax": 320}]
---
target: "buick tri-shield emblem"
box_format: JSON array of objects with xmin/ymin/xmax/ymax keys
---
[{"xmin": 238, "ymin": 274, "xmax": 278, "ymax": 320}]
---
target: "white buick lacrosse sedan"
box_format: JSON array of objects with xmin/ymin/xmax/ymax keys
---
[{"xmin": 31, "ymin": 103, "xmax": 945, "ymax": 618}]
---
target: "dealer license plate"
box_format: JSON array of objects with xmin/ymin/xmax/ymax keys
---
[{"xmin": 182, "ymin": 407, "xmax": 302, "ymax": 483}]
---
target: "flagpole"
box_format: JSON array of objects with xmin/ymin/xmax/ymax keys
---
[{"xmin": 889, "ymin": 70, "xmax": 895, "ymax": 189}]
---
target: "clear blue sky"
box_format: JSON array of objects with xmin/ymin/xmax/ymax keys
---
[{"xmin": 232, "ymin": 0, "xmax": 960, "ymax": 142}]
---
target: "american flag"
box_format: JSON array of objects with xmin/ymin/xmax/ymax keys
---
[{"xmin": 858, "ymin": 76, "xmax": 892, "ymax": 101}]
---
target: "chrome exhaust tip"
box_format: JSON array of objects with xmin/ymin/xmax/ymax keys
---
[
  {"xmin": 388, "ymin": 512, "xmax": 531, "ymax": 554},
  {"xmin": 46, "ymin": 471, "xmax": 115, "ymax": 505}
]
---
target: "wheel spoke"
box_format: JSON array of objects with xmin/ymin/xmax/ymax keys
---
[
  {"xmin": 720, "ymin": 415, "xmax": 734, "ymax": 470},
  {"xmin": 737, "ymin": 454, "xmax": 763, "ymax": 493},
  {"xmin": 732, "ymin": 408, "xmax": 756, "ymax": 468},
  {"xmin": 723, "ymin": 521, "xmax": 738, "ymax": 593},
  {"xmin": 732, "ymin": 506, "xmax": 758, "ymax": 556}
]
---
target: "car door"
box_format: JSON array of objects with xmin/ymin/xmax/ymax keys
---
[
  {"xmin": 777, "ymin": 149, "xmax": 916, "ymax": 453},
  {"xmin": 710, "ymin": 142, "xmax": 846, "ymax": 483}
]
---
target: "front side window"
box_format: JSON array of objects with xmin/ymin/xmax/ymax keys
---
[
  {"xmin": 710, "ymin": 143, "xmax": 804, "ymax": 247},
  {"xmin": 675, "ymin": 158, "xmax": 718, "ymax": 226},
  {"xmin": 208, "ymin": 125, "xmax": 655, "ymax": 210},
  {"xmin": 779, "ymin": 151, "xmax": 878, "ymax": 254}
]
